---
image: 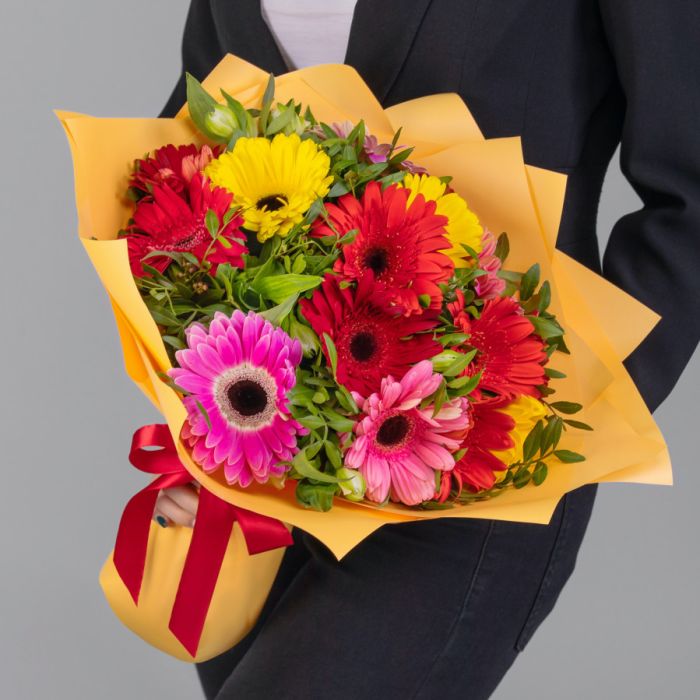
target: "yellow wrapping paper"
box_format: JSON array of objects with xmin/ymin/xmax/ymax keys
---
[
  {"xmin": 100, "ymin": 520, "xmax": 285, "ymax": 662},
  {"xmin": 59, "ymin": 54, "xmax": 672, "ymax": 563}
]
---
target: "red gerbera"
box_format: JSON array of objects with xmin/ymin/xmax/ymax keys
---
[
  {"xmin": 127, "ymin": 173, "xmax": 246, "ymax": 277},
  {"xmin": 452, "ymin": 295, "xmax": 547, "ymax": 398},
  {"xmin": 299, "ymin": 273, "xmax": 441, "ymax": 395},
  {"xmin": 130, "ymin": 143, "xmax": 220, "ymax": 195},
  {"xmin": 453, "ymin": 397, "xmax": 516, "ymax": 492},
  {"xmin": 314, "ymin": 181, "xmax": 453, "ymax": 316}
]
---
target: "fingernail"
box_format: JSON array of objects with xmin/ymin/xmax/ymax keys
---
[{"xmin": 156, "ymin": 515, "xmax": 168, "ymax": 528}]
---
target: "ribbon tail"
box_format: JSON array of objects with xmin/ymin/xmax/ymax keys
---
[
  {"xmin": 168, "ymin": 488, "xmax": 237, "ymax": 657},
  {"xmin": 113, "ymin": 472, "xmax": 188, "ymax": 604},
  {"xmin": 234, "ymin": 506, "xmax": 294, "ymax": 555}
]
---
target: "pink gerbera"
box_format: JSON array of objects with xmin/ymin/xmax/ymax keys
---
[
  {"xmin": 314, "ymin": 182, "xmax": 453, "ymax": 315},
  {"xmin": 127, "ymin": 173, "xmax": 246, "ymax": 276},
  {"xmin": 345, "ymin": 361, "xmax": 472, "ymax": 506},
  {"xmin": 130, "ymin": 143, "xmax": 220, "ymax": 195},
  {"xmin": 169, "ymin": 310, "xmax": 306, "ymax": 487},
  {"xmin": 475, "ymin": 228, "xmax": 506, "ymax": 301},
  {"xmin": 299, "ymin": 274, "xmax": 441, "ymax": 395}
]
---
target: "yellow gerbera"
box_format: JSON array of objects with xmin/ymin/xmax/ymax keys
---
[
  {"xmin": 492, "ymin": 395, "xmax": 548, "ymax": 481},
  {"xmin": 205, "ymin": 133, "xmax": 333, "ymax": 242},
  {"xmin": 400, "ymin": 173, "xmax": 483, "ymax": 267}
]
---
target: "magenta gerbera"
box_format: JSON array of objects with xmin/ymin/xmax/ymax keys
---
[
  {"xmin": 345, "ymin": 361, "xmax": 472, "ymax": 505},
  {"xmin": 169, "ymin": 310, "xmax": 306, "ymax": 487}
]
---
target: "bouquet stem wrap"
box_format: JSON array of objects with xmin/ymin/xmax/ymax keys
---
[{"xmin": 115, "ymin": 423, "xmax": 292, "ymax": 656}]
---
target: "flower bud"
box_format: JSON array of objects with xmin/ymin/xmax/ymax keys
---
[
  {"xmin": 205, "ymin": 104, "xmax": 238, "ymax": 140},
  {"xmin": 336, "ymin": 467, "xmax": 366, "ymax": 502}
]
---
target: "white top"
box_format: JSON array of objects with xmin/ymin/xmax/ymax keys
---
[{"xmin": 261, "ymin": 0, "xmax": 358, "ymax": 70}]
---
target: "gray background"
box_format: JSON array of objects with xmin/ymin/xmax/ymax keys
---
[{"xmin": 0, "ymin": 1, "xmax": 697, "ymax": 698}]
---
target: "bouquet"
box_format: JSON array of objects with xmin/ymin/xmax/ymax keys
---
[{"xmin": 59, "ymin": 55, "xmax": 671, "ymax": 659}]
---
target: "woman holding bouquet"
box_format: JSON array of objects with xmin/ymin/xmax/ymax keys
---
[{"xmin": 153, "ymin": 1, "xmax": 700, "ymax": 698}]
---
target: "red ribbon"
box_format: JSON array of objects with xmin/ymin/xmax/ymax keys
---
[{"xmin": 113, "ymin": 424, "xmax": 293, "ymax": 657}]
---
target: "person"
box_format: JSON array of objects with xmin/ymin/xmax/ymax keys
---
[{"xmin": 154, "ymin": 1, "xmax": 700, "ymax": 698}]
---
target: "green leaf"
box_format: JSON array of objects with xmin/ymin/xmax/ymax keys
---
[
  {"xmin": 194, "ymin": 400, "xmax": 212, "ymax": 430},
  {"xmin": 553, "ymin": 449, "xmax": 586, "ymax": 463},
  {"xmin": 186, "ymin": 73, "xmax": 228, "ymax": 143},
  {"xmin": 297, "ymin": 414, "xmax": 326, "ymax": 430},
  {"xmin": 292, "ymin": 449, "xmax": 342, "ymax": 484},
  {"xmin": 162, "ymin": 335, "xmax": 186, "ymax": 351},
  {"xmin": 443, "ymin": 349, "xmax": 477, "ymax": 377},
  {"xmin": 529, "ymin": 315, "xmax": 564, "ymax": 339},
  {"xmin": 259, "ymin": 73, "xmax": 276, "ymax": 134},
  {"xmin": 549, "ymin": 401, "xmax": 583, "ymax": 414},
  {"xmin": 522, "ymin": 420, "xmax": 544, "ymax": 462},
  {"xmin": 259, "ymin": 293, "xmax": 298, "ymax": 325},
  {"xmin": 532, "ymin": 461, "xmax": 548, "ymax": 486},
  {"xmin": 494, "ymin": 233, "xmax": 510, "ymax": 262},
  {"xmin": 328, "ymin": 181, "xmax": 350, "ymax": 197},
  {"xmin": 538, "ymin": 280, "xmax": 552, "ymax": 312},
  {"xmin": 520, "ymin": 263, "xmax": 540, "ymax": 301},
  {"xmin": 562, "ymin": 419, "xmax": 594, "ymax": 431},
  {"xmin": 431, "ymin": 379, "xmax": 448, "ymax": 417},
  {"xmin": 252, "ymin": 274, "xmax": 322, "ymax": 303},
  {"xmin": 205, "ymin": 209, "xmax": 220, "ymax": 239},
  {"xmin": 540, "ymin": 416, "xmax": 562, "ymax": 455},
  {"xmin": 438, "ymin": 333, "xmax": 470, "ymax": 347},
  {"xmin": 544, "ymin": 367, "xmax": 567, "ymax": 379},
  {"xmin": 513, "ymin": 468, "xmax": 532, "ymax": 489},
  {"xmin": 323, "ymin": 333, "xmax": 338, "ymax": 377},
  {"xmin": 295, "ymin": 481, "xmax": 337, "ymax": 511}
]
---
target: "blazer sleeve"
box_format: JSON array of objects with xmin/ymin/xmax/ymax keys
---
[
  {"xmin": 597, "ymin": 0, "xmax": 700, "ymax": 412},
  {"xmin": 160, "ymin": 0, "xmax": 226, "ymax": 117}
]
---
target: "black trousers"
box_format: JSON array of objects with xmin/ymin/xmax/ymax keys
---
[{"xmin": 197, "ymin": 484, "xmax": 597, "ymax": 699}]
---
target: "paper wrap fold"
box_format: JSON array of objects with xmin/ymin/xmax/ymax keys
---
[{"xmin": 59, "ymin": 55, "xmax": 671, "ymax": 560}]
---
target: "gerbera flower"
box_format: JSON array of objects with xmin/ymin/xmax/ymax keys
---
[
  {"xmin": 314, "ymin": 182, "xmax": 453, "ymax": 315},
  {"xmin": 345, "ymin": 361, "xmax": 471, "ymax": 506},
  {"xmin": 454, "ymin": 395, "xmax": 547, "ymax": 492},
  {"xmin": 299, "ymin": 274, "xmax": 441, "ymax": 395},
  {"xmin": 400, "ymin": 173, "xmax": 483, "ymax": 268},
  {"xmin": 130, "ymin": 144, "xmax": 219, "ymax": 195},
  {"xmin": 169, "ymin": 310, "xmax": 306, "ymax": 487},
  {"xmin": 127, "ymin": 173, "xmax": 246, "ymax": 277},
  {"xmin": 451, "ymin": 295, "xmax": 547, "ymax": 398},
  {"xmin": 474, "ymin": 228, "xmax": 506, "ymax": 300},
  {"xmin": 205, "ymin": 133, "xmax": 333, "ymax": 242}
]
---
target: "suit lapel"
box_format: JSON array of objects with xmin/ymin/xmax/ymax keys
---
[
  {"xmin": 212, "ymin": 0, "xmax": 288, "ymax": 75},
  {"xmin": 345, "ymin": 0, "xmax": 433, "ymax": 104}
]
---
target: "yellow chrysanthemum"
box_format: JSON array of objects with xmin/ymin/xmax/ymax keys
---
[
  {"xmin": 401, "ymin": 173, "xmax": 483, "ymax": 267},
  {"xmin": 492, "ymin": 395, "xmax": 548, "ymax": 481},
  {"xmin": 205, "ymin": 133, "xmax": 333, "ymax": 242}
]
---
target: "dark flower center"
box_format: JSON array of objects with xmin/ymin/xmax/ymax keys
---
[
  {"xmin": 256, "ymin": 194, "xmax": 287, "ymax": 211},
  {"xmin": 349, "ymin": 331, "xmax": 377, "ymax": 362},
  {"xmin": 227, "ymin": 379, "xmax": 268, "ymax": 417},
  {"xmin": 364, "ymin": 247, "xmax": 389, "ymax": 276},
  {"xmin": 376, "ymin": 415, "xmax": 411, "ymax": 446}
]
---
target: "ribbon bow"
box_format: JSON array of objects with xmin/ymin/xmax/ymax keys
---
[{"xmin": 113, "ymin": 423, "xmax": 293, "ymax": 656}]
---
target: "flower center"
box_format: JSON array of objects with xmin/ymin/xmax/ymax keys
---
[
  {"xmin": 226, "ymin": 379, "xmax": 268, "ymax": 416},
  {"xmin": 214, "ymin": 365, "xmax": 277, "ymax": 431},
  {"xmin": 349, "ymin": 331, "xmax": 377, "ymax": 362},
  {"xmin": 256, "ymin": 194, "xmax": 287, "ymax": 212},
  {"xmin": 376, "ymin": 414, "xmax": 411, "ymax": 447},
  {"xmin": 363, "ymin": 247, "xmax": 389, "ymax": 276},
  {"xmin": 159, "ymin": 222, "xmax": 208, "ymax": 252}
]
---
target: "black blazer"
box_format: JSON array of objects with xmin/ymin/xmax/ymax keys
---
[{"xmin": 162, "ymin": 0, "xmax": 700, "ymax": 413}]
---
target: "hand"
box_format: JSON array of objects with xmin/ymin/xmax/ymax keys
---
[{"xmin": 153, "ymin": 484, "xmax": 199, "ymax": 528}]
